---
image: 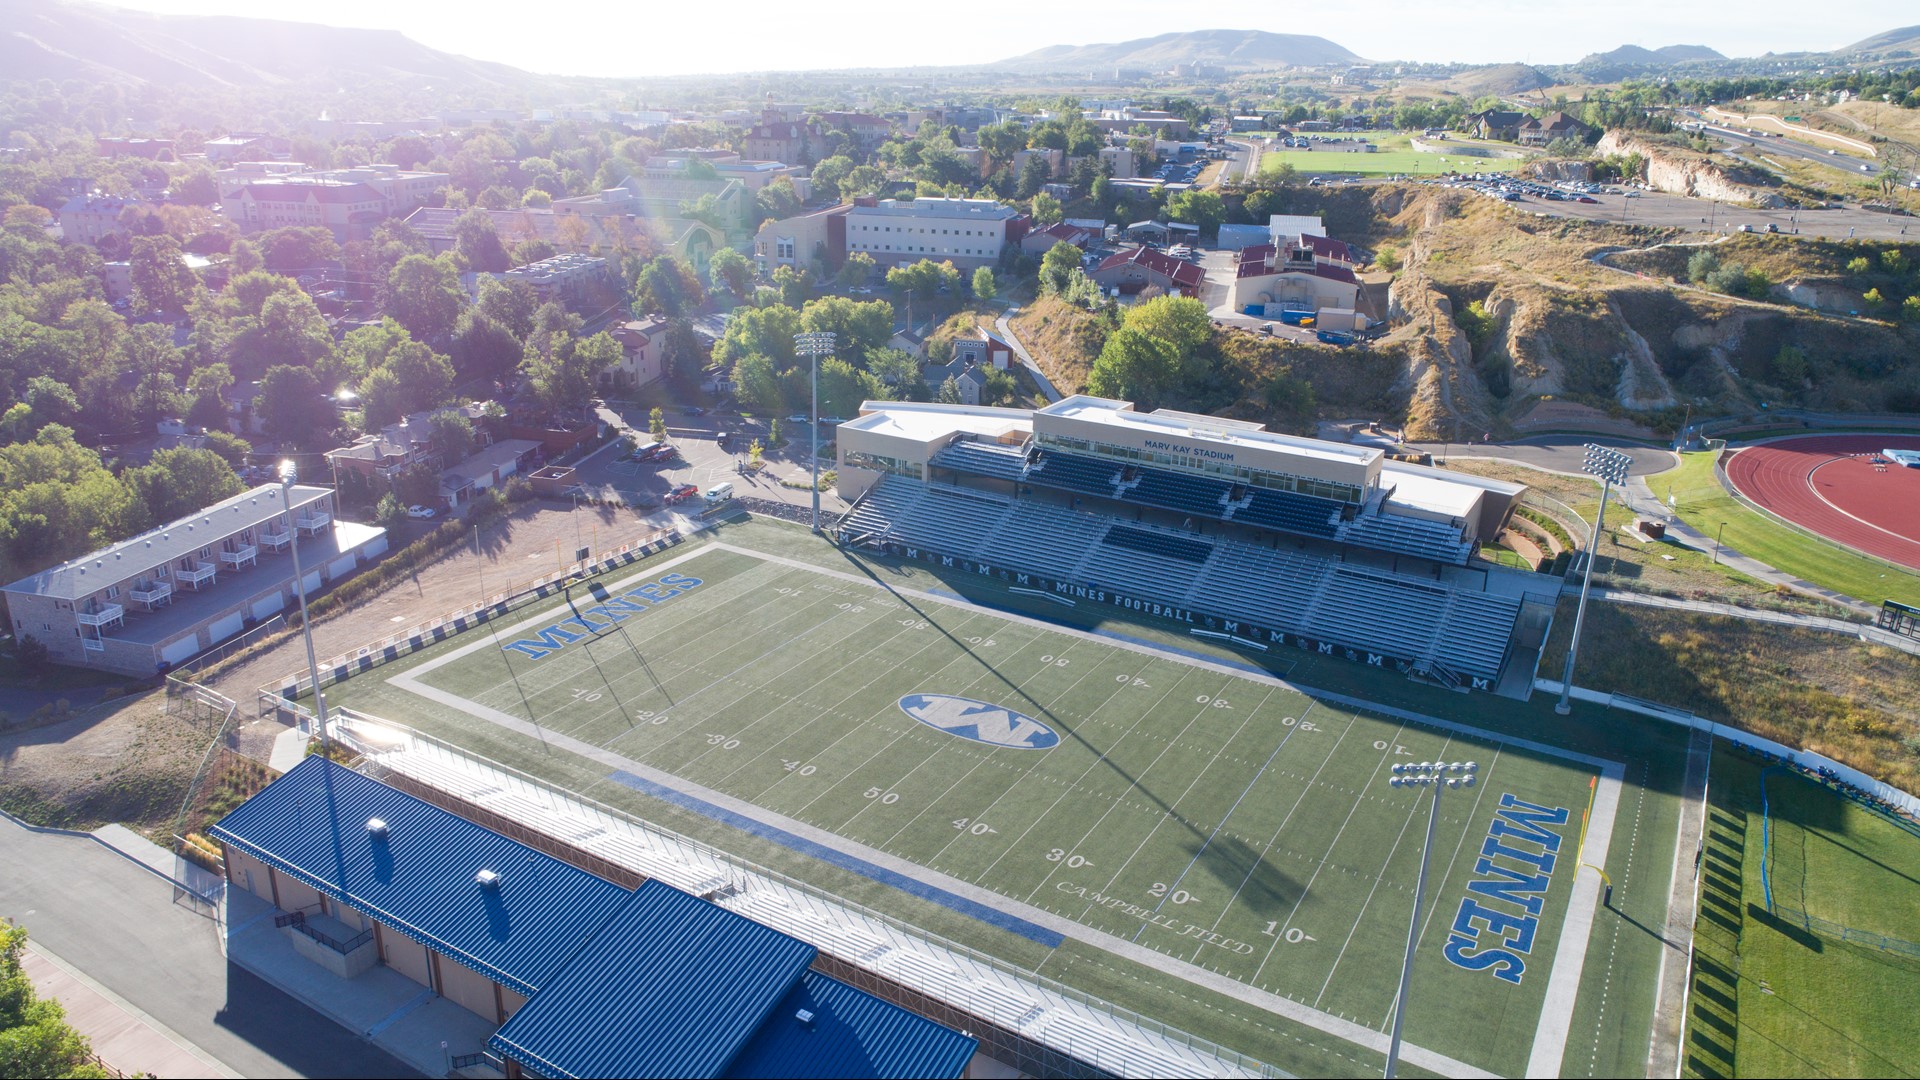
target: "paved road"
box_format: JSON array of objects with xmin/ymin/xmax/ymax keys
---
[
  {"xmin": 1397, "ymin": 435, "xmax": 1676, "ymax": 477},
  {"xmin": 0, "ymin": 818, "xmax": 416, "ymax": 1079}
]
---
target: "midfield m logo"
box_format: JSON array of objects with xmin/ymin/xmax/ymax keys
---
[{"xmin": 898, "ymin": 694, "xmax": 1060, "ymax": 750}]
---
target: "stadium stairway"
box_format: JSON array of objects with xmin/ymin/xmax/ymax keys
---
[{"xmin": 839, "ymin": 477, "xmax": 1523, "ymax": 683}]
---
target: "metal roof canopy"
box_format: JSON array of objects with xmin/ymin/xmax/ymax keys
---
[
  {"xmin": 209, "ymin": 758, "xmax": 629, "ymax": 996},
  {"xmin": 723, "ymin": 970, "xmax": 976, "ymax": 1080},
  {"xmin": 490, "ymin": 880, "xmax": 817, "ymax": 1080}
]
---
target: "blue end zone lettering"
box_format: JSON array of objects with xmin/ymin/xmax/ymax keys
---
[
  {"xmin": 1442, "ymin": 791, "xmax": 1573, "ymax": 985},
  {"xmin": 500, "ymin": 572, "xmax": 704, "ymax": 659}
]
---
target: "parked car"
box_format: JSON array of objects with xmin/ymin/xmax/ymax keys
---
[
  {"xmin": 407, "ymin": 505, "xmax": 436, "ymax": 519},
  {"xmin": 786, "ymin": 414, "xmax": 810, "ymax": 424},
  {"xmin": 666, "ymin": 483, "xmax": 700, "ymax": 504},
  {"xmin": 680, "ymin": 406, "xmax": 707, "ymax": 416}
]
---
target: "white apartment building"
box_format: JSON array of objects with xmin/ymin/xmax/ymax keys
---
[{"xmin": 842, "ymin": 197, "xmax": 1022, "ymax": 271}]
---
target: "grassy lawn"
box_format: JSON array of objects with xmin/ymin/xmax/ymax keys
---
[
  {"xmin": 1661, "ymin": 451, "xmax": 1920, "ymax": 608},
  {"xmin": 1684, "ymin": 745, "xmax": 1920, "ymax": 1078},
  {"xmin": 1263, "ymin": 148, "xmax": 1524, "ymax": 177}
]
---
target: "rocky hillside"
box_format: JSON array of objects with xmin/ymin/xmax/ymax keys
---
[{"xmin": 996, "ymin": 30, "xmax": 1361, "ymax": 72}]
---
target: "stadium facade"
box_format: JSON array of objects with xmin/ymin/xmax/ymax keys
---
[{"xmin": 835, "ymin": 397, "xmax": 1558, "ymax": 693}]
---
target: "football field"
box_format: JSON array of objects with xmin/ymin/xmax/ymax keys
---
[{"xmin": 321, "ymin": 535, "xmax": 1645, "ymax": 1077}]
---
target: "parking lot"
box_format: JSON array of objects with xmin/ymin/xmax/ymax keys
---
[
  {"xmin": 571, "ymin": 404, "xmax": 851, "ymax": 518},
  {"xmin": 1437, "ymin": 173, "xmax": 1919, "ymax": 241}
]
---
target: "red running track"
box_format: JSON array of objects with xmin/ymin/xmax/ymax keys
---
[{"xmin": 1724, "ymin": 435, "xmax": 1920, "ymax": 571}]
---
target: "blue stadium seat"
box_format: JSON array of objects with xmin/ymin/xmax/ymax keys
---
[
  {"xmin": 930, "ymin": 439, "xmax": 1031, "ymax": 483},
  {"xmin": 1228, "ymin": 488, "xmax": 1343, "ymax": 537},
  {"xmin": 1026, "ymin": 452, "xmax": 1122, "ymax": 498}
]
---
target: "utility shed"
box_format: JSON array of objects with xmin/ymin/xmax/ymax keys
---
[
  {"xmin": 210, "ymin": 757, "xmax": 630, "ymax": 996},
  {"xmin": 490, "ymin": 879, "xmax": 816, "ymax": 1079},
  {"xmin": 723, "ymin": 969, "xmax": 978, "ymax": 1079}
]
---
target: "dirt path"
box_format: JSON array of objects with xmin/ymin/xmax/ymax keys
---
[{"xmin": 200, "ymin": 499, "xmax": 674, "ymax": 704}]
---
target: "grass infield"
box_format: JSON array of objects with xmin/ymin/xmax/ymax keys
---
[
  {"xmin": 324, "ymin": 523, "xmax": 1693, "ymax": 1077},
  {"xmin": 1662, "ymin": 451, "xmax": 1920, "ymax": 608}
]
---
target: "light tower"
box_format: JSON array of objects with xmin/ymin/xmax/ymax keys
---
[
  {"xmin": 1382, "ymin": 760, "xmax": 1478, "ymax": 1078},
  {"xmin": 1555, "ymin": 444, "xmax": 1633, "ymax": 715},
  {"xmin": 792, "ymin": 331, "xmax": 837, "ymax": 534}
]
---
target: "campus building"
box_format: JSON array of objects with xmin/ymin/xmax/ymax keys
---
[
  {"xmin": 835, "ymin": 397, "xmax": 1549, "ymax": 692},
  {"xmin": 1, "ymin": 485, "xmax": 386, "ymax": 676},
  {"xmin": 213, "ymin": 757, "xmax": 979, "ymax": 1078},
  {"xmin": 842, "ymin": 197, "xmax": 1026, "ymax": 271}
]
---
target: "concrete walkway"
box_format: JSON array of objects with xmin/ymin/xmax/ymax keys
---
[
  {"xmin": 22, "ymin": 943, "xmax": 240, "ymax": 1079},
  {"xmin": 0, "ymin": 814, "xmax": 414, "ymax": 1078},
  {"xmin": 994, "ymin": 309, "xmax": 1064, "ymax": 402}
]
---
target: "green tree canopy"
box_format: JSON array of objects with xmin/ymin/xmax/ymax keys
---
[
  {"xmin": 1039, "ymin": 241, "xmax": 1083, "ymax": 295},
  {"xmin": 0, "ymin": 924, "xmax": 108, "ymax": 1080},
  {"xmin": 1086, "ymin": 328, "xmax": 1179, "ymax": 409},
  {"xmin": 476, "ymin": 274, "xmax": 539, "ymax": 340},
  {"xmin": 799, "ymin": 296, "xmax": 894, "ymax": 358},
  {"xmin": 452, "ymin": 210, "xmax": 511, "ymax": 272},
  {"xmin": 256, "ymin": 364, "xmax": 329, "ymax": 448},
  {"xmin": 386, "ymin": 254, "xmax": 463, "ymax": 341}
]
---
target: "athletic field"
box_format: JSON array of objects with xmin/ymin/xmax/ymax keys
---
[{"xmin": 318, "ymin": 529, "xmax": 1655, "ymax": 1077}]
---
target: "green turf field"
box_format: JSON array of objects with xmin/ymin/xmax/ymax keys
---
[
  {"xmin": 331, "ymin": 538, "xmax": 1631, "ymax": 1077},
  {"xmin": 1685, "ymin": 746, "xmax": 1920, "ymax": 1078},
  {"xmin": 1661, "ymin": 451, "xmax": 1920, "ymax": 607}
]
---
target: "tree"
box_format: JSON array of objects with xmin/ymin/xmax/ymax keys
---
[
  {"xmin": 1029, "ymin": 192, "xmax": 1064, "ymax": 227},
  {"xmin": 649, "ymin": 406, "xmax": 666, "ymax": 439},
  {"xmin": 386, "ymin": 254, "xmax": 463, "ymax": 341},
  {"xmin": 260, "ymin": 227, "xmax": 340, "ymax": 276},
  {"xmin": 429, "ymin": 409, "xmax": 476, "ymax": 462},
  {"xmin": 522, "ymin": 330, "xmax": 619, "ymax": 410},
  {"xmin": 772, "ymin": 265, "xmax": 813, "ymax": 308},
  {"xmin": 863, "ymin": 348, "xmax": 923, "ymax": 399},
  {"xmin": 382, "ymin": 340, "xmax": 456, "ymax": 416},
  {"xmin": 257, "ymin": 364, "xmax": 329, "ymax": 447},
  {"xmin": 934, "ymin": 375, "xmax": 963, "ymax": 404},
  {"xmin": 1122, "ymin": 295, "xmax": 1212, "ymax": 365},
  {"xmin": 755, "ymin": 178, "xmax": 804, "ymax": 222},
  {"xmin": 1772, "ymin": 345, "xmax": 1809, "ymax": 384},
  {"xmin": 838, "ymin": 252, "xmax": 877, "ymax": 289},
  {"xmin": 708, "ymin": 247, "xmax": 755, "ymax": 301},
  {"xmin": 971, "ymin": 266, "xmax": 998, "ymax": 302},
  {"xmin": 1016, "ymin": 156, "xmax": 1053, "ymax": 199},
  {"xmin": 359, "ymin": 367, "xmax": 407, "ymax": 431},
  {"xmin": 0, "ymin": 426, "xmax": 139, "ymax": 584},
  {"xmin": 1167, "ymin": 189, "xmax": 1226, "ymax": 236},
  {"xmin": 450, "ymin": 311, "xmax": 523, "ymax": 386},
  {"xmin": 1087, "ymin": 328, "xmax": 1179, "ymax": 409},
  {"xmin": 476, "ymin": 275, "xmax": 539, "ymax": 339},
  {"xmin": 731, "ymin": 352, "xmax": 783, "ymax": 412},
  {"xmin": 841, "ymin": 166, "xmax": 887, "ymax": 199},
  {"xmin": 0, "ymin": 924, "xmax": 108, "ymax": 1080},
  {"xmin": 452, "ymin": 210, "xmax": 512, "ymax": 272},
  {"xmin": 202, "ymin": 430, "xmax": 252, "ymax": 466},
  {"xmin": 799, "ymin": 297, "xmax": 894, "ymax": 357},
  {"xmin": 632, "ymin": 255, "xmax": 705, "ymax": 316},
  {"xmin": 122, "ymin": 447, "xmax": 244, "ymax": 531},
  {"xmin": 811, "ymin": 155, "xmax": 856, "ymax": 202},
  {"xmin": 128, "ymin": 235, "xmax": 198, "ymax": 315},
  {"xmin": 1040, "ymin": 241, "xmax": 1083, "ymax": 295},
  {"xmin": 981, "ymin": 367, "xmax": 1017, "ymax": 406},
  {"xmin": 714, "ymin": 304, "xmax": 802, "ymax": 371}
]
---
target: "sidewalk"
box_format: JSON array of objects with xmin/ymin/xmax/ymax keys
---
[
  {"xmin": 23, "ymin": 944, "xmax": 241, "ymax": 1079},
  {"xmin": 994, "ymin": 310, "xmax": 1063, "ymax": 403}
]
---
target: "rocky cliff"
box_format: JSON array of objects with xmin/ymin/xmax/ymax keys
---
[{"xmin": 1596, "ymin": 131, "xmax": 1788, "ymax": 208}]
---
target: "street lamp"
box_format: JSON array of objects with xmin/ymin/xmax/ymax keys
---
[
  {"xmin": 1555, "ymin": 444, "xmax": 1633, "ymax": 715},
  {"xmin": 1382, "ymin": 760, "xmax": 1477, "ymax": 1079},
  {"xmin": 279, "ymin": 460, "xmax": 331, "ymax": 755},
  {"xmin": 793, "ymin": 331, "xmax": 836, "ymax": 534}
]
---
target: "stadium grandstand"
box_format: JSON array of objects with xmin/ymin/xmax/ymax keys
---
[{"xmin": 834, "ymin": 397, "xmax": 1557, "ymax": 693}]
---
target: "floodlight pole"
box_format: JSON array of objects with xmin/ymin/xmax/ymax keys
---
[
  {"xmin": 1384, "ymin": 762, "xmax": 1476, "ymax": 1079},
  {"xmin": 793, "ymin": 332, "xmax": 837, "ymax": 534},
  {"xmin": 280, "ymin": 462, "xmax": 331, "ymax": 755},
  {"xmin": 1556, "ymin": 444, "xmax": 1633, "ymax": 715}
]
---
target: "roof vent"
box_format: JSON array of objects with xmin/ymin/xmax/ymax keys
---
[
  {"xmin": 366, "ymin": 817, "xmax": 388, "ymax": 838},
  {"xmin": 476, "ymin": 869, "xmax": 500, "ymax": 889},
  {"xmin": 795, "ymin": 1009, "xmax": 815, "ymax": 1024}
]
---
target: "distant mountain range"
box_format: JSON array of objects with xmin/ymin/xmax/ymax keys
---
[
  {"xmin": 1833, "ymin": 24, "xmax": 1920, "ymax": 57},
  {"xmin": 994, "ymin": 30, "xmax": 1363, "ymax": 73},
  {"xmin": 3, "ymin": 0, "xmax": 529, "ymax": 88}
]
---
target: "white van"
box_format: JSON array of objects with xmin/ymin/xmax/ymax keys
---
[{"xmin": 703, "ymin": 482, "xmax": 734, "ymax": 505}]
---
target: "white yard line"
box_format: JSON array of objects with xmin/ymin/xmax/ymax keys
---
[{"xmin": 1525, "ymin": 766, "xmax": 1625, "ymax": 1078}]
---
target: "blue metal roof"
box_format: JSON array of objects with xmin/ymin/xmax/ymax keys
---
[
  {"xmin": 724, "ymin": 970, "xmax": 977, "ymax": 1080},
  {"xmin": 209, "ymin": 757, "xmax": 629, "ymax": 997},
  {"xmin": 490, "ymin": 880, "xmax": 817, "ymax": 1080}
]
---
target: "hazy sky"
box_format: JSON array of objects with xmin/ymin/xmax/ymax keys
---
[{"xmin": 96, "ymin": 0, "xmax": 1903, "ymax": 77}]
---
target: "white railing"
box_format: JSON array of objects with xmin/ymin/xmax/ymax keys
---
[
  {"xmin": 260, "ymin": 529, "xmax": 291, "ymax": 552},
  {"xmin": 129, "ymin": 581, "xmax": 172, "ymax": 607},
  {"xmin": 76, "ymin": 603, "xmax": 124, "ymax": 627},
  {"xmin": 220, "ymin": 544, "xmax": 257, "ymax": 569},
  {"xmin": 173, "ymin": 562, "xmax": 218, "ymax": 588},
  {"xmin": 82, "ymin": 636, "xmax": 105, "ymax": 652},
  {"xmin": 294, "ymin": 511, "xmax": 331, "ymax": 534}
]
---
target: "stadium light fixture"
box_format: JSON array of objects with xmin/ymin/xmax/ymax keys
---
[
  {"xmin": 793, "ymin": 331, "xmax": 837, "ymax": 534},
  {"xmin": 1382, "ymin": 760, "xmax": 1477, "ymax": 1079},
  {"xmin": 279, "ymin": 460, "xmax": 331, "ymax": 755},
  {"xmin": 1555, "ymin": 444, "xmax": 1634, "ymax": 715}
]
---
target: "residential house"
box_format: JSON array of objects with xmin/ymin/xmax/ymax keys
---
[
  {"xmin": 1, "ymin": 485, "xmax": 385, "ymax": 676},
  {"xmin": 1467, "ymin": 110, "xmax": 1527, "ymax": 142},
  {"xmin": 815, "ymin": 111, "xmax": 894, "ymax": 152},
  {"xmin": 324, "ymin": 402, "xmax": 495, "ymax": 491},
  {"xmin": 1019, "ymin": 221, "xmax": 1099, "ymax": 257},
  {"xmin": 606, "ymin": 317, "xmax": 674, "ymax": 391},
  {"xmin": 842, "ymin": 197, "xmax": 1026, "ymax": 271},
  {"xmin": 1088, "ymin": 246, "xmax": 1204, "ymax": 298},
  {"xmin": 925, "ymin": 358, "xmax": 989, "ymax": 405},
  {"xmin": 438, "ymin": 439, "xmax": 542, "ymax": 508},
  {"xmin": 1516, "ymin": 111, "xmax": 1595, "ymax": 147},
  {"xmin": 95, "ymin": 138, "xmax": 175, "ymax": 160},
  {"xmin": 57, "ymin": 193, "xmax": 174, "ymax": 247},
  {"xmin": 950, "ymin": 327, "xmax": 1016, "ymax": 371}
]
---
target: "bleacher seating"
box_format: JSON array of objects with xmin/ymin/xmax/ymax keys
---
[
  {"xmin": 1119, "ymin": 467, "xmax": 1235, "ymax": 519},
  {"xmin": 1026, "ymin": 451, "xmax": 1122, "ymax": 498},
  {"xmin": 839, "ymin": 476, "xmax": 1521, "ymax": 682},
  {"xmin": 1228, "ymin": 487, "xmax": 1343, "ymax": 537},
  {"xmin": 930, "ymin": 438, "xmax": 1031, "ymax": 482},
  {"xmin": 1336, "ymin": 511, "xmax": 1473, "ymax": 565}
]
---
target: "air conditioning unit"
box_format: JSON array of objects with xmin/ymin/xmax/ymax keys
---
[{"xmin": 476, "ymin": 869, "xmax": 500, "ymax": 889}]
